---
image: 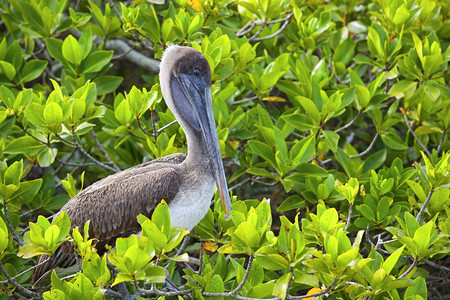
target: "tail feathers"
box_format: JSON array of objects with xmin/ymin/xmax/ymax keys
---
[{"xmin": 32, "ymin": 245, "xmax": 77, "ymax": 287}]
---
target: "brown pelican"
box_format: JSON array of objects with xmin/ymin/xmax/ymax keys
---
[{"xmin": 32, "ymin": 45, "xmax": 232, "ymax": 285}]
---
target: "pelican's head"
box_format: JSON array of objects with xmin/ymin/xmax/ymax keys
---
[{"xmin": 159, "ymin": 45, "xmax": 232, "ymax": 214}]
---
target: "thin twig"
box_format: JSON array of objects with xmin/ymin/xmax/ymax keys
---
[
  {"xmin": 416, "ymin": 187, "xmax": 434, "ymax": 223},
  {"xmin": 135, "ymin": 281, "xmax": 191, "ymax": 297},
  {"xmin": 403, "ymin": 110, "xmax": 431, "ymax": 156},
  {"xmin": 422, "ymin": 258, "xmax": 450, "ymax": 272},
  {"xmin": 90, "ymin": 130, "xmax": 121, "ymax": 172},
  {"xmin": 19, "ymin": 206, "xmax": 42, "ymax": 219},
  {"xmin": 157, "ymin": 120, "xmax": 178, "ymax": 134},
  {"xmin": 136, "ymin": 117, "xmax": 154, "ymax": 138},
  {"xmin": 17, "ymin": 122, "xmax": 48, "ymax": 146},
  {"xmin": 202, "ymin": 255, "xmax": 255, "ymax": 298},
  {"xmin": 55, "ymin": 133, "xmax": 77, "ymax": 146},
  {"xmin": 151, "ymin": 111, "xmax": 158, "ymax": 141},
  {"xmin": 248, "ymin": 21, "xmax": 266, "ymax": 42},
  {"xmin": 237, "ymin": 13, "xmax": 293, "ymax": 42},
  {"xmin": 127, "ymin": 130, "xmax": 146, "ymax": 140},
  {"xmin": 0, "ymin": 260, "xmax": 41, "ymax": 299},
  {"xmin": 398, "ymin": 258, "xmax": 418, "ymax": 278},
  {"xmin": 2, "ymin": 200, "xmax": 24, "ymax": 246},
  {"xmin": 237, "ymin": 21, "xmax": 256, "ymax": 37},
  {"xmin": 112, "ymin": 43, "xmax": 137, "ymax": 60},
  {"xmin": 285, "ymin": 268, "xmax": 295, "ymax": 297},
  {"xmin": 175, "ymin": 235, "xmax": 190, "ymax": 257},
  {"xmin": 287, "ymin": 277, "xmax": 338, "ymax": 300},
  {"xmin": 252, "ymin": 14, "xmax": 292, "ymax": 42},
  {"xmin": 71, "ymin": 127, "xmax": 117, "ymax": 172},
  {"xmin": 0, "ymin": 257, "xmax": 51, "ymax": 284},
  {"xmin": 345, "ymin": 204, "xmax": 353, "ymax": 231},
  {"xmin": 366, "ymin": 225, "xmax": 410, "ymax": 258},
  {"xmin": 56, "ymin": 158, "xmax": 99, "ymax": 168},
  {"xmin": 335, "ymin": 112, "xmax": 362, "ymax": 133},
  {"xmin": 251, "ymin": 178, "xmax": 278, "ymax": 186},
  {"xmin": 230, "ymin": 178, "xmax": 251, "ymax": 191},
  {"xmin": 59, "ymin": 274, "xmax": 77, "ymax": 282},
  {"xmin": 436, "ymin": 128, "xmax": 447, "ymax": 155},
  {"xmin": 53, "ymin": 148, "xmax": 77, "ymax": 175},
  {"xmin": 377, "ymin": 239, "xmax": 398, "ymax": 245},
  {"xmin": 349, "ymin": 132, "xmax": 379, "ymax": 159},
  {"xmin": 233, "ymin": 94, "xmax": 259, "ymax": 105},
  {"xmin": 199, "ymin": 241, "xmax": 204, "ymax": 274}
]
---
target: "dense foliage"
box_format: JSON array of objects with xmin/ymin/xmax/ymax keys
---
[{"xmin": 0, "ymin": 0, "xmax": 449, "ymax": 299}]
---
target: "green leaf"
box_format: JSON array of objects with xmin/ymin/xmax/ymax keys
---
[
  {"xmin": 10, "ymin": 178, "xmax": 42, "ymax": 204},
  {"xmin": 325, "ymin": 234, "xmax": 339, "ymax": 259},
  {"xmin": 5, "ymin": 41, "xmax": 23, "ymax": 70},
  {"xmin": 44, "ymin": 102, "xmax": 64, "ymax": 124},
  {"xmin": 389, "ymin": 80, "xmax": 417, "ymax": 99},
  {"xmin": 70, "ymin": 98, "xmax": 86, "ymax": 123},
  {"xmin": 383, "ymin": 245, "xmax": 406, "ymax": 275},
  {"xmin": 334, "ymin": 38, "xmax": 356, "ymax": 66},
  {"xmin": 25, "ymin": 103, "xmax": 46, "ymax": 127},
  {"xmin": 405, "ymin": 277, "xmax": 427, "ymax": 299},
  {"xmin": 336, "ymin": 177, "xmax": 359, "ymax": 204},
  {"xmin": 273, "ymin": 126, "xmax": 288, "ymax": 165},
  {"xmin": 0, "ymin": 61, "xmax": 16, "ymax": 81},
  {"xmin": 255, "ymin": 253, "xmax": 290, "ymax": 270},
  {"xmin": 205, "ymin": 274, "xmax": 225, "ymax": 294},
  {"xmin": 381, "ymin": 133, "xmax": 408, "ymax": 150},
  {"xmin": 38, "ymin": 147, "xmax": 58, "ymax": 167},
  {"xmin": 112, "ymin": 273, "xmax": 134, "ymax": 286},
  {"xmin": 44, "ymin": 225, "xmax": 60, "ymax": 247},
  {"xmin": 69, "ymin": 274, "xmax": 96, "ymax": 300},
  {"xmin": 62, "ymin": 35, "xmax": 82, "ymax": 65},
  {"xmin": 232, "ymin": 221, "xmax": 260, "ymax": 253},
  {"xmin": 380, "ymin": 278, "xmax": 416, "ymax": 293},
  {"xmin": 355, "ymin": 85, "xmax": 371, "ymax": 109},
  {"xmin": 52, "ymin": 211, "xmax": 71, "ymax": 243},
  {"xmin": 0, "ymin": 218, "xmax": 8, "ymax": 253},
  {"xmin": 359, "ymin": 204, "xmax": 375, "ymax": 220},
  {"xmin": 413, "ymin": 221, "xmax": 433, "ymax": 257},
  {"xmin": 322, "ymin": 130, "xmax": 340, "ymax": 153},
  {"xmin": 319, "ymin": 208, "xmax": 339, "ymax": 233},
  {"xmin": 4, "ymin": 136, "xmax": 44, "ymax": 156},
  {"xmin": 94, "ymin": 75, "xmax": 123, "ymax": 95},
  {"xmin": 81, "ymin": 50, "xmax": 113, "ymax": 73},
  {"xmin": 152, "ymin": 201, "xmax": 171, "ymax": 237},
  {"xmin": 297, "ymin": 96, "xmax": 320, "ymax": 123},
  {"xmin": 144, "ymin": 265, "xmax": 166, "ymax": 283},
  {"xmin": 290, "ymin": 135, "xmax": 315, "ymax": 166},
  {"xmin": 19, "ymin": 60, "xmax": 48, "ymax": 84},
  {"xmin": 0, "ymin": 85, "xmax": 15, "ymax": 109},
  {"xmin": 272, "ymin": 272, "xmax": 291, "ymax": 299},
  {"xmin": 78, "ymin": 27, "xmax": 93, "ymax": 61},
  {"xmin": 362, "ymin": 149, "xmax": 386, "ymax": 173},
  {"xmin": 45, "ymin": 38, "xmax": 65, "ymax": 64},
  {"xmin": 247, "ymin": 140, "xmax": 276, "ymax": 168},
  {"xmin": 4, "ymin": 160, "xmax": 23, "ymax": 187},
  {"xmin": 140, "ymin": 220, "xmax": 167, "ymax": 252},
  {"xmin": 114, "ymin": 100, "xmax": 133, "ymax": 125}
]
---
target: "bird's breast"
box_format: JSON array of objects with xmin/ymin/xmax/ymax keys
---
[{"xmin": 168, "ymin": 174, "xmax": 215, "ymax": 230}]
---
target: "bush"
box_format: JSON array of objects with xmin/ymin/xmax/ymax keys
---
[{"xmin": 0, "ymin": 0, "xmax": 448, "ymax": 299}]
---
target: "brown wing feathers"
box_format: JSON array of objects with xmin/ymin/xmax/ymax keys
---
[{"xmin": 32, "ymin": 153, "xmax": 186, "ymax": 286}]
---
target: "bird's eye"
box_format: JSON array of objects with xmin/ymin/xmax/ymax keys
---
[{"xmin": 193, "ymin": 69, "xmax": 201, "ymax": 77}]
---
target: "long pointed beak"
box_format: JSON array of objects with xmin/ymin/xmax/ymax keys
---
[
  {"xmin": 175, "ymin": 75, "xmax": 233, "ymax": 214},
  {"xmin": 200, "ymin": 88, "xmax": 233, "ymax": 214},
  {"xmin": 202, "ymin": 90, "xmax": 232, "ymax": 213}
]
